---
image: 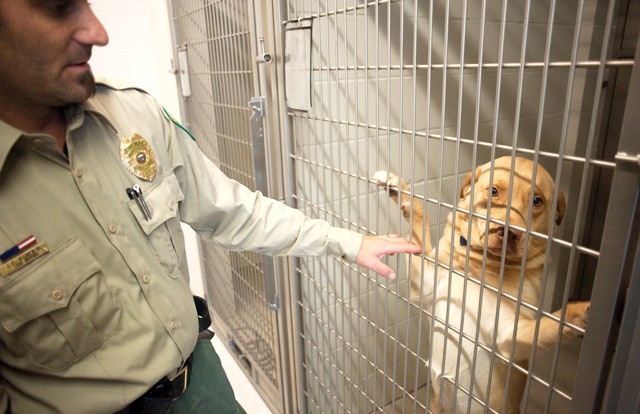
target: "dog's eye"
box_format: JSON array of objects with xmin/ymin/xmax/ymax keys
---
[
  {"xmin": 532, "ymin": 196, "xmax": 543, "ymax": 207},
  {"xmin": 491, "ymin": 187, "xmax": 499, "ymax": 197}
]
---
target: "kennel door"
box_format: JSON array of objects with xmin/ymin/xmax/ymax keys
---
[
  {"xmin": 282, "ymin": 0, "xmax": 638, "ymax": 413},
  {"xmin": 167, "ymin": 1, "xmax": 291, "ymax": 413}
]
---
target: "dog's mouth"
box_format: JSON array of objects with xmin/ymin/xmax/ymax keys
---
[{"xmin": 486, "ymin": 226, "xmax": 522, "ymax": 257}]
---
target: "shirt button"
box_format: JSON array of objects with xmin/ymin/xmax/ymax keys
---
[
  {"xmin": 51, "ymin": 290, "xmax": 63, "ymax": 300},
  {"xmin": 168, "ymin": 202, "xmax": 174, "ymax": 212},
  {"xmin": 170, "ymin": 320, "xmax": 178, "ymax": 330},
  {"xmin": 74, "ymin": 169, "xmax": 83, "ymax": 178},
  {"xmin": 142, "ymin": 274, "xmax": 151, "ymax": 284},
  {"xmin": 109, "ymin": 224, "xmax": 117, "ymax": 234}
]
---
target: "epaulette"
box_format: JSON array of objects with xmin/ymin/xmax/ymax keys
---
[{"xmin": 93, "ymin": 78, "xmax": 196, "ymax": 141}]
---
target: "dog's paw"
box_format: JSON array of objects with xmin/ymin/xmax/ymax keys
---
[
  {"xmin": 563, "ymin": 301, "xmax": 590, "ymax": 336},
  {"xmin": 373, "ymin": 170, "xmax": 401, "ymax": 192}
]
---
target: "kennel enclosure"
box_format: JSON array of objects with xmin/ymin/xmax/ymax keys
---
[{"xmin": 168, "ymin": 0, "xmax": 639, "ymax": 412}]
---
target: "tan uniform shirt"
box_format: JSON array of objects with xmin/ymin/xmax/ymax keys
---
[{"xmin": 0, "ymin": 79, "xmax": 363, "ymax": 413}]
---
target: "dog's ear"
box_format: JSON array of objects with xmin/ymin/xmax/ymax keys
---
[
  {"xmin": 460, "ymin": 170, "xmax": 475, "ymax": 199},
  {"xmin": 555, "ymin": 191, "xmax": 566, "ymax": 225}
]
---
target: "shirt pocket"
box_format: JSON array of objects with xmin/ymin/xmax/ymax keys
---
[
  {"xmin": 128, "ymin": 170, "xmax": 186, "ymax": 278},
  {"xmin": 0, "ymin": 237, "xmax": 123, "ymax": 372}
]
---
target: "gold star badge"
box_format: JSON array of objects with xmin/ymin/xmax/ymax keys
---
[{"xmin": 120, "ymin": 133, "xmax": 156, "ymax": 181}]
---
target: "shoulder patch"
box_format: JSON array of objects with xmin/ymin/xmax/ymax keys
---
[{"xmin": 162, "ymin": 107, "xmax": 196, "ymax": 141}]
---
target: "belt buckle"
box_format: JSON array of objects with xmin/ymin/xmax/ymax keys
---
[{"xmin": 171, "ymin": 363, "xmax": 189, "ymax": 400}]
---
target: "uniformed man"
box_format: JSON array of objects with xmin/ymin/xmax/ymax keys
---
[{"xmin": 0, "ymin": 1, "xmax": 422, "ymax": 413}]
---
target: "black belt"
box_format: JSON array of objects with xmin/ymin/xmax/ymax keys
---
[
  {"xmin": 193, "ymin": 295, "xmax": 212, "ymax": 334},
  {"xmin": 122, "ymin": 296, "xmax": 213, "ymax": 414},
  {"xmin": 128, "ymin": 352, "xmax": 193, "ymax": 414}
]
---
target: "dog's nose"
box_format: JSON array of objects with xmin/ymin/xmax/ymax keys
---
[{"xmin": 496, "ymin": 227, "xmax": 522, "ymax": 243}]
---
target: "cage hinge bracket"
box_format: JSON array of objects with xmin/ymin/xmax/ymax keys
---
[
  {"xmin": 615, "ymin": 152, "xmax": 640, "ymax": 167},
  {"xmin": 268, "ymin": 295, "xmax": 280, "ymax": 312},
  {"xmin": 249, "ymin": 97, "xmax": 266, "ymax": 146},
  {"xmin": 249, "ymin": 96, "xmax": 266, "ymax": 121}
]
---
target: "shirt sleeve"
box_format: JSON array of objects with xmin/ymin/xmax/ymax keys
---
[{"xmin": 160, "ymin": 105, "xmax": 364, "ymax": 263}]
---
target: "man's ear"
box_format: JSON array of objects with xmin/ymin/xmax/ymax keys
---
[{"xmin": 555, "ymin": 190, "xmax": 566, "ymax": 225}]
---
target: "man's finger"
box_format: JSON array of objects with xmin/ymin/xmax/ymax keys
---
[{"xmin": 384, "ymin": 240, "xmax": 422, "ymax": 255}]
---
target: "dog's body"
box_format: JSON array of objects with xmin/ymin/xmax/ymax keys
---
[{"xmin": 374, "ymin": 156, "xmax": 589, "ymax": 413}]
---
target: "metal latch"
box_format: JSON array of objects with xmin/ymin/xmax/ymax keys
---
[
  {"xmin": 615, "ymin": 152, "xmax": 640, "ymax": 167},
  {"xmin": 268, "ymin": 295, "xmax": 280, "ymax": 312},
  {"xmin": 250, "ymin": 96, "xmax": 265, "ymax": 121},
  {"xmin": 249, "ymin": 96, "xmax": 266, "ymax": 147},
  {"xmin": 256, "ymin": 36, "xmax": 272, "ymax": 64}
]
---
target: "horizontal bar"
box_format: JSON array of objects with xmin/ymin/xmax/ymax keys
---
[
  {"xmin": 287, "ymin": 116, "xmax": 619, "ymax": 170},
  {"xmin": 310, "ymin": 60, "xmax": 634, "ymax": 72}
]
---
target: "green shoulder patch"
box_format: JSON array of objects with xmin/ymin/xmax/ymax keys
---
[{"xmin": 162, "ymin": 106, "xmax": 196, "ymax": 141}]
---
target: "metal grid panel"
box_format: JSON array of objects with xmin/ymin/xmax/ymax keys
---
[
  {"xmin": 284, "ymin": 0, "xmax": 634, "ymax": 413},
  {"xmin": 169, "ymin": 0, "xmax": 281, "ymax": 399}
]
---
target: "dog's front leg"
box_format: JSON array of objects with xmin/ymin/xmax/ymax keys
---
[
  {"xmin": 373, "ymin": 171, "xmax": 432, "ymax": 253},
  {"xmin": 498, "ymin": 301, "xmax": 590, "ymax": 361}
]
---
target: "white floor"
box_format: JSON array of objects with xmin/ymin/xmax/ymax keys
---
[{"xmin": 211, "ymin": 335, "xmax": 274, "ymax": 414}]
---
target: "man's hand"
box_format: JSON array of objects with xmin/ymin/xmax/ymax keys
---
[{"xmin": 354, "ymin": 234, "xmax": 422, "ymax": 280}]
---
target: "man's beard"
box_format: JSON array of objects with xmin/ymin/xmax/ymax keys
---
[{"xmin": 79, "ymin": 70, "xmax": 97, "ymax": 99}]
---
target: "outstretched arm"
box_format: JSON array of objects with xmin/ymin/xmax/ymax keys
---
[{"xmin": 354, "ymin": 234, "xmax": 422, "ymax": 280}]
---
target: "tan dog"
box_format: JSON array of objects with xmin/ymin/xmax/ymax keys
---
[{"xmin": 374, "ymin": 156, "xmax": 589, "ymax": 413}]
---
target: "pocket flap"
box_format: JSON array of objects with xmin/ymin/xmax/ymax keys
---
[
  {"xmin": 0, "ymin": 238, "xmax": 101, "ymax": 332},
  {"xmin": 128, "ymin": 170, "xmax": 185, "ymax": 235}
]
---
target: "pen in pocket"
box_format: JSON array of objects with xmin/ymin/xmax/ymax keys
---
[{"xmin": 126, "ymin": 185, "xmax": 152, "ymax": 220}]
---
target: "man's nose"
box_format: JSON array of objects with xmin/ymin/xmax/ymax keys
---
[{"xmin": 75, "ymin": 5, "xmax": 109, "ymax": 47}]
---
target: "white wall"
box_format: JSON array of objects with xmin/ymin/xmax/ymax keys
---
[{"xmin": 90, "ymin": 0, "xmax": 204, "ymax": 296}]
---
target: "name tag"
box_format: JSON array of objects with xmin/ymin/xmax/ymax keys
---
[{"xmin": 0, "ymin": 243, "xmax": 49, "ymax": 277}]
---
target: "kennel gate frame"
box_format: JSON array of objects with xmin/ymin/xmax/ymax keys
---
[
  {"xmin": 280, "ymin": 0, "xmax": 639, "ymax": 413},
  {"xmin": 167, "ymin": 1, "xmax": 302, "ymax": 413},
  {"xmin": 571, "ymin": 30, "xmax": 640, "ymax": 414}
]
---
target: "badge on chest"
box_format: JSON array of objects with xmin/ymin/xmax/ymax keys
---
[{"xmin": 120, "ymin": 133, "xmax": 156, "ymax": 181}]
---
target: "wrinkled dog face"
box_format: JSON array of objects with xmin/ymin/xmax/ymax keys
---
[{"xmin": 456, "ymin": 157, "xmax": 566, "ymax": 259}]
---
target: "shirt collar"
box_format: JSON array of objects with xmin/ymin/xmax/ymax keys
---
[
  {"xmin": 0, "ymin": 119, "xmax": 26, "ymax": 173},
  {"xmin": 0, "ymin": 94, "xmax": 118, "ymax": 173},
  {"xmin": 77, "ymin": 92, "xmax": 119, "ymax": 134}
]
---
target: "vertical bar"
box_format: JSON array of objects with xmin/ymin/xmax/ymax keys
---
[
  {"xmin": 329, "ymin": 3, "xmax": 340, "ymax": 413},
  {"xmin": 602, "ymin": 235, "xmax": 640, "ymax": 413},
  {"xmin": 421, "ymin": 0, "xmax": 437, "ymax": 410},
  {"xmin": 380, "ymin": 0, "xmax": 394, "ymax": 409},
  {"xmin": 572, "ymin": 29, "xmax": 640, "ymax": 414},
  {"xmin": 318, "ymin": 0, "xmax": 328, "ymax": 409},
  {"xmin": 363, "ymin": 0, "xmax": 372, "ymax": 411},
  {"xmin": 166, "ymin": 0, "xmax": 191, "ymax": 128},
  {"xmin": 402, "ymin": 0, "xmax": 421, "ymax": 411},
  {"xmin": 390, "ymin": 1, "xmax": 405, "ymax": 411},
  {"xmin": 373, "ymin": 0, "xmax": 381, "ymax": 409},
  {"xmin": 350, "ymin": 0, "xmax": 358, "ymax": 410}
]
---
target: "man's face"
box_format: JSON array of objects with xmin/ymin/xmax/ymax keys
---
[{"xmin": 0, "ymin": 0, "xmax": 109, "ymax": 110}]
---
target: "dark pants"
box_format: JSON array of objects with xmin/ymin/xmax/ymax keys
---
[
  {"xmin": 170, "ymin": 340, "xmax": 246, "ymax": 414},
  {"xmin": 117, "ymin": 340, "xmax": 246, "ymax": 414}
]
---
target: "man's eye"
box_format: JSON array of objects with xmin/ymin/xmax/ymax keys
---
[{"xmin": 44, "ymin": 1, "xmax": 79, "ymax": 17}]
